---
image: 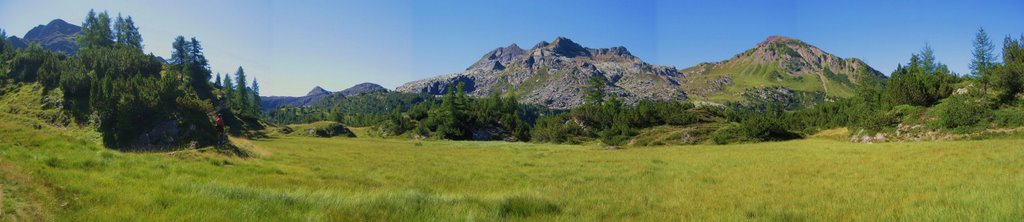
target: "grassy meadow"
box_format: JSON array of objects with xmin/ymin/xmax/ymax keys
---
[{"xmin": 2, "ymin": 115, "xmax": 1024, "ymax": 221}]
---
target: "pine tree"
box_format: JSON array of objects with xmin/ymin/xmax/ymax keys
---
[
  {"xmin": 77, "ymin": 10, "xmax": 115, "ymax": 48},
  {"xmin": 251, "ymin": 78, "xmax": 261, "ymax": 114},
  {"xmin": 972, "ymin": 27, "xmax": 997, "ymax": 92},
  {"xmin": 584, "ymin": 75, "xmax": 607, "ymax": 106},
  {"xmin": 234, "ymin": 66, "xmax": 249, "ymax": 112},
  {"xmin": 920, "ymin": 43, "xmax": 937, "ymax": 74},
  {"xmin": 171, "ymin": 36, "xmax": 190, "ymax": 65},
  {"xmin": 214, "ymin": 73, "xmax": 222, "ymax": 88},
  {"xmin": 223, "ymin": 74, "xmax": 235, "ymax": 106},
  {"xmin": 0, "ymin": 29, "xmax": 8, "ymax": 54},
  {"xmin": 114, "ymin": 14, "xmax": 143, "ymax": 50},
  {"xmin": 997, "ymin": 36, "xmax": 1024, "ymax": 103}
]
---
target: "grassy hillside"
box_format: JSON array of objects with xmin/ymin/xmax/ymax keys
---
[
  {"xmin": 679, "ymin": 37, "xmax": 885, "ymax": 105},
  {"xmin": 3, "ymin": 114, "xmax": 1024, "ymax": 220}
]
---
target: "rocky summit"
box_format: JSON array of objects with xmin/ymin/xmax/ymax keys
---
[
  {"xmin": 397, "ymin": 37, "xmax": 685, "ymax": 109},
  {"xmin": 9, "ymin": 19, "xmax": 82, "ymax": 55}
]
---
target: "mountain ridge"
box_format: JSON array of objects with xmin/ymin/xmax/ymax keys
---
[
  {"xmin": 7, "ymin": 19, "xmax": 81, "ymax": 55},
  {"xmin": 397, "ymin": 36, "xmax": 884, "ymax": 109},
  {"xmin": 398, "ymin": 36, "xmax": 683, "ymax": 109},
  {"xmin": 261, "ymin": 82, "xmax": 388, "ymax": 110}
]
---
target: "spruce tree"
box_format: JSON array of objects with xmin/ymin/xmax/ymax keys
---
[
  {"xmin": 234, "ymin": 66, "xmax": 249, "ymax": 112},
  {"xmin": 114, "ymin": 14, "xmax": 143, "ymax": 49},
  {"xmin": 171, "ymin": 36, "xmax": 190, "ymax": 65},
  {"xmin": 214, "ymin": 73, "xmax": 222, "ymax": 88},
  {"xmin": 77, "ymin": 10, "xmax": 115, "ymax": 48},
  {"xmin": 920, "ymin": 44, "xmax": 937, "ymax": 74},
  {"xmin": 223, "ymin": 74, "xmax": 235, "ymax": 106},
  {"xmin": 251, "ymin": 78, "xmax": 261, "ymax": 114},
  {"xmin": 584, "ymin": 75, "xmax": 607, "ymax": 106},
  {"xmin": 971, "ymin": 27, "xmax": 997, "ymax": 92}
]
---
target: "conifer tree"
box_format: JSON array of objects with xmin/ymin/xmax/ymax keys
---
[
  {"xmin": 251, "ymin": 78, "xmax": 261, "ymax": 113},
  {"xmin": 234, "ymin": 66, "xmax": 249, "ymax": 112},
  {"xmin": 972, "ymin": 27, "xmax": 997, "ymax": 92}
]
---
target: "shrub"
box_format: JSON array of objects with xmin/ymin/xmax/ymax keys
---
[
  {"xmin": 710, "ymin": 123, "xmax": 751, "ymax": 145},
  {"xmin": 932, "ymin": 95, "xmax": 991, "ymax": 130},
  {"xmin": 306, "ymin": 122, "xmax": 356, "ymax": 138},
  {"xmin": 993, "ymin": 107, "xmax": 1024, "ymax": 127}
]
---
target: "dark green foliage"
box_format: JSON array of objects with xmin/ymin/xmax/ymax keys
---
[
  {"xmin": 530, "ymin": 114, "xmax": 584, "ymax": 143},
  {"xmin": 885, "ymin": 48, "xmax": 961, "ymax": 107},
  {"xmin": 717, "ymin": 104, "xmax": 802, "ymax": 143},
  {"xmin": 264, "ymin": 91, "xmax": 438, "ymax": 127},
  {"xmin": 995, "ymin": 36, "xmax": 1024, "ymax": 104},
  {"xmin": 427, "ymin": 84, "xmax": 469, "ymax": 139},
  {"xmin": 583, "ymin": 75, "xmax": 607, "ymax": 105},
  {"xmin": 371, "ymin": 110, "xmax": 414, "ymax": 137},
  {"xmin": 305, "ymin": 122, "xmax": 355, "ymax": 138}
]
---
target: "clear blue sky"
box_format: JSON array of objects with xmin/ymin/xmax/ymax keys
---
[{"xmin": 2, "ymin": 0, "xmax": 1022, "ymax": 96}]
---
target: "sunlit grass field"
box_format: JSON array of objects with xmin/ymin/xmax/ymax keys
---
[{"xmin": 2, "ymin": 117, "xmax": 1024, "ymax": 221}]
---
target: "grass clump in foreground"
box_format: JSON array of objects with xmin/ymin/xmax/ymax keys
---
[{"xmin": 2, "ymin": 116, "xmax": 1024, "ymax": 220}]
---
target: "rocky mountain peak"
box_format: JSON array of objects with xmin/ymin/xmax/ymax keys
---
[
  {"xmin": 758, "ymin": 35, "xmax": 800, "ymax": 46},
  {"xmin": 24, "ymin": 19, "xmax": 79, "ymax": 40},
  {"xmin": 481, "ymin": 43, "xmax": 525, "ymax": 62},
  {"xmin": 306, "ymin": 86, "xmax": 331, "ymax": 97},
  {"xmin": 16, "ymin": 19, "xmax": 81, "ymax": 55},
  {"xmin": 591, "ymin": 46, "xmax": 634, "ymax": 58},
  {"xmin": 547, "ymin": 36, "xmax": 590, "ymax": 57},
  {"xmin": 399, "ymin": 37, "xmax": 684, "ymax": 109}
]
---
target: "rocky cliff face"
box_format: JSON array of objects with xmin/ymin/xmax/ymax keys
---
[{"xmin": 397, "ymin": 37, "xmax": 686, "ymax": 109}]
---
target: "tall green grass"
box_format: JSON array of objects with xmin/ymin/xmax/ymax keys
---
[{"xmin": 2, "ymin": 114, "xmax": 1024, "ymax": 220}]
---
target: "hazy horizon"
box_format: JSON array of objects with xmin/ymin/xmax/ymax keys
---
[{"xmin": 2, "ymin": 0, "xmax": 1023, "ymax": 96}]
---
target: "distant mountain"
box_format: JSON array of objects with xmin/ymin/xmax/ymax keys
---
[
  {"xmin": 9, "ymin": 19, "xmax": 82, "ymax": 55},
  {"xmin": 338, "ymin": 82, "xmax": 387, "ymax": 96},
  {"xmin": 6, "ymin": 36, "xmax": 28, "ymax": 49},
  {"xmin": 261, "ymin": 83, "xmax": 388, "ymax": 110},
  {"xmin": 397, "ymin": 37, "xmax": 684, "ymax": 109},
  {"xmin": 306, "ymin": 86, "xmax": 331, "ymax": 97},
  {"xmin": 679, "ymin": 36, "xmax": 886, "ymax": 102},
  {"xmin": 398, "ymin": 36, "xmax": 886, "ymax": 109}
]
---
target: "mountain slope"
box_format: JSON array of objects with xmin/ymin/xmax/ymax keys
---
[
  {"xmin": 679, "ymin": 36, "xmax": 886, "ymax": 102},
  {"xmin": 397, "ymin": 37, "xmax": 685, "ymax": 109},
  {"xmin": 260, "ymin": 82, "xmax": 387, "ymax": 110},
  {"xmin": 9, "ymin": 19, "xmax": 82, "ymax": 55}
]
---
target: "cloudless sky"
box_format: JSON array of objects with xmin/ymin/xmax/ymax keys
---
[{"xmin": 2, "ymin": 0, "xmax": 1022, "ymax": 96}]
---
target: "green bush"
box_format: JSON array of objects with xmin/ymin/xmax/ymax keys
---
[
  {"xmin": 306, "ymin": 122, "xmax": 356, "ymax": 138},
  {"xmin": 710, "ymin": 123, "xmax": 751, "ymax": 145},
  {"xmin": 993, "ymin": 107, "xmax": 1024, "ymax": 127},
  {"xmin": 932, "ymin": 95, "xmax": 991, "ymax": 131}
]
